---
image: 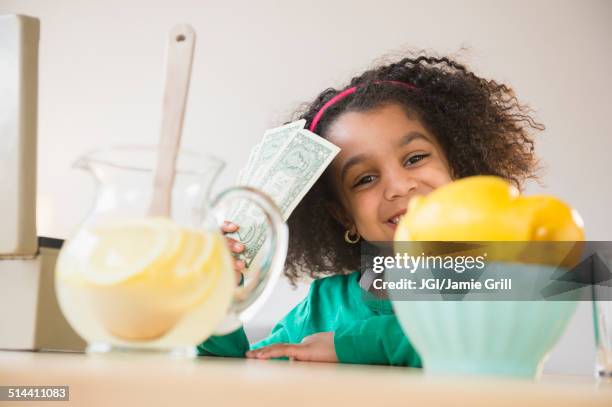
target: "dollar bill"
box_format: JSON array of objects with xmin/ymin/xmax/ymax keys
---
[
  {"xmin": 239, "ymin": 142, "xmax": 261, "ymax": 185},
  {"xmin": 247, "ymin": 119, "xmax": 305, "ymax": 185},
  {"xmin": 228, "ymin": 120, "xmax": 305, "ymax": 221},
  {"xmin": 253, "ymin": 128, "xmax": 339, "ymax": 219},
  {"xmin": 229, "ymin": 128, "xmax": 340, "ymax": 267}
]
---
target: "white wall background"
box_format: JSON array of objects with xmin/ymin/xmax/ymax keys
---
[{"xmin": 1, "ymin": 0, "xmax": 610, "ymax": 375}]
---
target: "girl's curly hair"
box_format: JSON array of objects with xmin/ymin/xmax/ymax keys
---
[{"xmin": 284, "ymin": 53, "xmax": 543, "ymax": 285}]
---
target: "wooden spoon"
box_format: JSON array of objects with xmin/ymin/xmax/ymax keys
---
[{"xmin": 149, "ymin": 24, "xmax": 196, "ymax": 217}]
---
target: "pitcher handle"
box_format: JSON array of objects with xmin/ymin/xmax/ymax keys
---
[{"xmin": 210, "ymin": 186, "xmax": 288, "ymax": 334}]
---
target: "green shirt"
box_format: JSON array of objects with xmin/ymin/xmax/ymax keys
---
[{"xmin": 196, "ymin": 272, "xmax": 422, "ymax": 367}]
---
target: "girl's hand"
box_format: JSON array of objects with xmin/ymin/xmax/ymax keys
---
[
  {"xmin": 221, "ymin": 221, "xmax": 246, "ymax": 284},
  {"xmin": 245, "ymin": 332, "xmax": 338, "ymax": 363}
]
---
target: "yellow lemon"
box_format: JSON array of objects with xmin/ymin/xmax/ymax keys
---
[
  {"xmin": 394, "ymin": 176, "xmax": 584, "ymax": 266},
  {"xmin": 395, "ymin": 176, "xmax": 532, "ymax": 242},
  {"xmin": 513, "ymin": 195, "xmax": 585, "ymax": 241}
]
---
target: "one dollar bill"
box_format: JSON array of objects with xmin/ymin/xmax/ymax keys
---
[{"xmin": 229, "ymin": 125, "xmax": 340, "ymax": 268}]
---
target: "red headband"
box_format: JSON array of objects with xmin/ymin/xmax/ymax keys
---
[{"xmin": 308, "ymin": 80, "xmax": 416, "ymax": 132}]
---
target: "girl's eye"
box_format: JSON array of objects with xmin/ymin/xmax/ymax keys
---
[
  {"xmin": 404, "ymin": 153, "xmax": 430, "ymax": 166},
  {"xmin": 351, "ymin": 154, "xmax": 430, "ymax": 189},
  {"xmin": 353, "ymin": 174, "xmax": 376, "ymax": 188}
]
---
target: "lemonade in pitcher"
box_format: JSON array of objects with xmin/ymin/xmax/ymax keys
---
[{"xmin": 55, "ymin": 146, "xmax": 287, "ymax": 353}]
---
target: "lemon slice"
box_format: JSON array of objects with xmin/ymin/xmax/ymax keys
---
[
  {"xmin": 163, "ymin": 230, "xmax": 227, "ymax": 311},
  {"xmin": 172, "ymin": 228, "xmax": 214, "ymax": 278},
  {"xmin": 82, "ymin": 217, "xmax": 183, "ymax": 285}
]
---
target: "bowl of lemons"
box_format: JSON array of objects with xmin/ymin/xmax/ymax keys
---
[{"xmin": 391, "ymin": 176, "xmax": 585, "ymax": 378}]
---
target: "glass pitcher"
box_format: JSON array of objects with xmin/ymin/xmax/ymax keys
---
[{"xmin": 55, "ymin": 145, "xmax": 287, "ymax": 354}]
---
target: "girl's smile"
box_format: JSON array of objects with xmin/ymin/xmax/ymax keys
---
[{"xmin": 326, "ymin": 103, "xmax": 454, "ymax": 241}]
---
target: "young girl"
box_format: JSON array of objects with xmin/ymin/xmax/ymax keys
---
[{"xmin": 197, "ymin": 53, "xmax": 541, "ymax": 365}]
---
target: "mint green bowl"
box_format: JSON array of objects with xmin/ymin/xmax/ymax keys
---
[{"xmin": 390, "ymin": 263, "xmax": 578, "ymax": 378}]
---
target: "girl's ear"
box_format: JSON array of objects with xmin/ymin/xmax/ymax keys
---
[{"xmin": 326, "ymin": 201, "xmax": 353, "ymax": 230}]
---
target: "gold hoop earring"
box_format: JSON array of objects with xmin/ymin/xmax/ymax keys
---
[{"xmin": 344, "ymin": 230, "xmax": 360, "ymax": 244}]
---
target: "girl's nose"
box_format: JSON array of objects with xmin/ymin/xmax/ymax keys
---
[{"xmin": 383, "ymin": 170, "xmax": 418, "ymax": 201}]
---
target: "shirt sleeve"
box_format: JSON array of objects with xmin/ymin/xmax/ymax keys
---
[
  {"xmin": 197, "ymin": 286, "xmax": 312, "ymax": 357},
  {"xmin": 333, "ymin": 314, "xmax": 422, "ymax": 367},
  {"xmin": 250, "ymin": 294, "xmax": 311, "ymax": 351},
  {"xmin": 196, "ymin": 327, "xmax": 250, "ymax": 358}
]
